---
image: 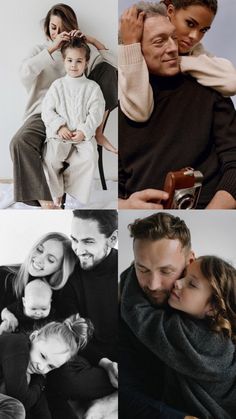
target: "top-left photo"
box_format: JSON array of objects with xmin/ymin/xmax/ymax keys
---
[{"xmin": 0, "ymin": 0, "xmax": 118, "ymax": 210}]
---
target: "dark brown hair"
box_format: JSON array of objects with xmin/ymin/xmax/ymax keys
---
[
  {"xmin": 61, "ymin": 36, "xmax": 91, "ymax": 61},
  {"xmin": 161, "ymin": 0, "xmax": 217, "ymax": 14},
  {"xmin": 129, "ymin": 212, "xmax": 191, "ymax": 252},
  {"xmin": 198, "ymin": 256, "xmax": 236, "ymax": 342},
  {"xmin": 44, "ymin": 3, "xmax": 78, "ymax": 38}
]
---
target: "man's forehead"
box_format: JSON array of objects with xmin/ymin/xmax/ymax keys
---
[
  {"xmin": 143, "ymin": 15, "xmax": 175, "ymax": 39},
  {"xmin": 71, "ymin": 218, "xmax": 103, "ymax": 239}
]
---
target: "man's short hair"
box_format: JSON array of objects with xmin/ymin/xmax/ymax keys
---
[
  {"xmin": 136, "ymin": 1, "xmax": 167, "ymax": 18},
  {"xmin": 73, "ymin": 210, "xmax": 118, "ymax": 238},
  {"xmin": 129, "ymin": 212, "xmax": 191, "ymax": 251}
]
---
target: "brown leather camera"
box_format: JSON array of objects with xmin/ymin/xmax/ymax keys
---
[{"xmin": 163, "ymin": 167, "xmax": 203, "ymax": 209}]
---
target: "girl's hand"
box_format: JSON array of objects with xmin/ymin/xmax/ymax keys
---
[
  {"xmin": 58, "ymin": 125, "xmax": 73, "ymax": 140},
  {"xmin": 71, "ymin": 130, "xmax": 85, "ymax": 143},
  {"xmin": 48, "ymin": 31, "xmax": 71, "ymax": 54}
]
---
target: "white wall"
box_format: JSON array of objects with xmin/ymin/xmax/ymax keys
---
[
  {"xmin": 0, "ymin": 0, "xmax": 117, "ymax": 179},
  {"xmin": 119, "ymin": 210, "xmax": 236, "ymax": 275},
  {"xmin": 118, "ymin": 0, "xmax": 236, "ymax": 106}
]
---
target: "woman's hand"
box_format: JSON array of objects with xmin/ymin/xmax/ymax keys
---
[
  {"xmin": 69, "ymin": 30, "xmax": 107, "ymax": 50},
  {"xmin": 119, "ymin": 6, "xmax": 145, "ymax": 45},
  {"xmin": 99, "ymin": 358, "xmax": 118, "ymax": 388},
  {"xmin": 48, "ymin": 31, "xmax": 71, "ymax": 54}
]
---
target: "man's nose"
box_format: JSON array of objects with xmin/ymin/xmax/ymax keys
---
[
  {"xmin": 166, "ymin": 36, "xmax": 178, "ymax": 54},
  {"xmin": 175, "ymin": 278, "xmax": 183, "ymax": 290},
  {"xmin": 73, "ymin": 242, "xmax": 85, "ymax": 255},
  {"xmin": 147, "ymin": 273, "xmax": 163, "ymax": 291}
]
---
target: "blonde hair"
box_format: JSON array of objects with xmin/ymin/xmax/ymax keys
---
[
  {"xmin": 8, "ymin": 232, "xmax": 76, "ymax": 298},
  {"xmin": 31, "ymin": 313, "xmax": 94, "ymax": 357}
]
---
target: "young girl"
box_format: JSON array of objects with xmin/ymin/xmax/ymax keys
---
[
  {"xmin": 42, "ymin": 37, "xmax": 105, "ymax": 208},
  {"xmin": 0, "ymin": 232, "xmax": 76, "ymax": 314},
  {"xmin": 119, "ymin": 0, "xmax": 236, "ymax": 121},
  {"xmin": 121, "ymin": 256, "xmax": 236, "ymax": 418},
  {"xmin": 10, "ymin": 3, "xmax": 117, "ymax": 209},
  {"xmin": 0, "ymin": 314, "xmax": 93, "ymax": 418}
]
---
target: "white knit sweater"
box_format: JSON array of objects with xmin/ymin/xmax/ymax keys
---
[
  {"xmin": 41, "ymin": 74, "xmax": 105, "ymax": 141},
  {"xmin": 20, "ymin": 40, "xmax": 116, "ymax": 121},
  {"xmin": 118, "ymin": 42, "xmax": 236, "ymax": 122}
]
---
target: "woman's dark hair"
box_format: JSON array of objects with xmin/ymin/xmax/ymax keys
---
[
  {"xmin": 161, "ymin": 0, "xmax": 217, "ymax": 15},
  {"xmin": 61, "ymin": 36, "xmax": 91, "ymax": 61},
  {"xmin": 44, "ymin": 3, "xmax": 79, "ymax": 38},
  {"xmin": 198, "ymin": 256, "xmax": 236, "ymax": 342}
]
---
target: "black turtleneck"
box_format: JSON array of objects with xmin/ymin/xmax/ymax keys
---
[
  {"xmin": 54, "ymin": 248, "xmax": 118, "ymax": 364},
  {"xmin": 119, "ymin": 73, "xmax": 236, "ymax": 208}
]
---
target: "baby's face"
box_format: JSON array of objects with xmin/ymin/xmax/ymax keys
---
[
  {"xmin": 64, "ymin": 47, "xmax": 87, "ymax": 78},
  {"xmin": 23, "ymin": 294, "xmax": 51, "ymax": 319}
]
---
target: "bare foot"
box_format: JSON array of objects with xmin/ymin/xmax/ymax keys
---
[
  {"xmin": 96, "ymin": 133, "xmax": 118, "ymax": 154},
  {"xmin": 39, "ymin": 200, "xmax": 61, "ymax": 209}
]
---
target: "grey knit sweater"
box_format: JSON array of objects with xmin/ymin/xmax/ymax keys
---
[{"xmin": 121, "ymin": 266, "xmax": 236, "ymax": 419}]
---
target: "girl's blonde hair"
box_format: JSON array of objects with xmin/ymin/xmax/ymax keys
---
[
  {"xmin": 198, "ymin": 256, "xmax": 236, "ymax": 342},
  {"xmin": 31, "ymin": 314, "xmax": 94, "ymax": 357},
  {"xmin": 8, "ymin": 232, "xmax": 76, "ymax": 298}
]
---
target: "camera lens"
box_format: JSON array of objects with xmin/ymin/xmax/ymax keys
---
[{"xmin": 177, "ymin": 195, "xmax": 194, "ymax": 209}]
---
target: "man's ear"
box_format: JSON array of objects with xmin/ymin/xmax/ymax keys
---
[
  {"xmin": 186, "ymin": 250, "xmax": 195, "ymax": 265},
  {"xmin": 167, "ymin": 4, "xmax": 176, "ymax": 20},
  {"xmin": 107, "ymin": 230, "xmax": 118, "ymax": 248}
]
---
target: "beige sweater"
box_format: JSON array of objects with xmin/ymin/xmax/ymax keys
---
[
  {"xmin": 118, "ymin": 42, "xmax": 236, "ymax": 122},
  {"xmin": 20, "ymin": 41, "xmax": 116, "ymax": 122}
]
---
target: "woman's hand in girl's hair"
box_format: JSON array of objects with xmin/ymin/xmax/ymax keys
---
[
  {"xmin": 99, "ymin": 358, "xmax": 118, "ymax": 389},
  {"xmin": 48, "ymin": 31, "xmax": 71, "ymax": 54},
  {"xmin": 70, "ymin": 130, "xmax": 85, "ymax": 143},
  {"xmin": 58, "ymin": 125, "xmax": 73, "ymax": 140}
]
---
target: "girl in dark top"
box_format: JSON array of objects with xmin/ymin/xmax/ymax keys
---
[
  {"xmin": 0, "ymin": 314, "xmax": 93, "ymax": 419},
  {"xmin": 0, "ymin": 232, "xmax": 76, "ymax": 314},
  {"xmin": 121, "ymin": 256, "xmax": 236, "ymax": 419}
]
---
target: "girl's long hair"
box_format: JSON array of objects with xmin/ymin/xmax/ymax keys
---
[{"xmin": 7, "ymin": 232, "xmax": 76, "ymax": 298}]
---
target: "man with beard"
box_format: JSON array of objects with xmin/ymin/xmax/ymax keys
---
[
  {"xmin": 119, "ymin": 212, "xmax": 196, "ymax": 419},
  {"xmin": 47, "ymin": 210, "xmax": 118, "ymax": 419}
]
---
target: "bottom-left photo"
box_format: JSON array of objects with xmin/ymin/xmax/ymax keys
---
[{"xmin": 0, "ymin": 209, "xmax": 118, "ymax": 419}]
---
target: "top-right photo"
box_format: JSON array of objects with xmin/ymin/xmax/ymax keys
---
[{"xmin": 118, "ymin": 0, "xmax": 236, "ymax": 210}]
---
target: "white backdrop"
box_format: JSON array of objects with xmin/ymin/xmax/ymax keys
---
[
  {"xmin": 119, "ymin": 210, "xmax": 236, "ymax": 275},
  {"xmin": 0, "ymin": 0, "xmax": 118, "ymax": 179},
  {"xmin": 118, "ymin": 0, "xmax": 236, "ymax": 106}
]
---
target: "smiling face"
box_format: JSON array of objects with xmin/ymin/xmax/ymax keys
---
[
  {"xmin": 64, "ymin": 47, "xmax": 87, "ymax": 78},
  {"xmin": 167, "ymin": 4, "xmax": 215, "ymax": 53},
  {"xmin": 169, "ymin": 259, "xmax": 213, "ymax": 318},
  {"xmin": 141, "ymin": 15, "xmax": 179, "ymax": 76},
  {"xmin": 134, "ymin": 238, "xmax": 191, "ymax": 305},
  {"xmin": 28, "ymin": 335, "xmax": 70, "ymax": 375},
  {"xmin": 71, "ymin": 218, "xmax": 112, "ymax": 270},
  {"xmin": 28, "ymin": 239, "xmax": 64, "ymax": 277}
]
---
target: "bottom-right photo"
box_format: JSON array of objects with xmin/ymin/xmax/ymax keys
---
[{"xmin": 119, "ymin": 210, "xmax": 236, "ymax": 419}]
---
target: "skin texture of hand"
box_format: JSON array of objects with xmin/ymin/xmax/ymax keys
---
[
  {"xmin": 99, "ymin": 358, "xmax": 118, "ymax": 388},
  {"xmin": 120, "ymin": 6, "xmax": 145, "ymax": 45},
  {"xmin": 47, "ymin": 31, "xmax": 71, "ymax": 54},
  {"xmin": 58, "ymin": 125, "xmax": 73, "ymax": 140},
  {"xmin": 206, "ymin": 190, "xmax": 236, "ymax": 209},
  {"xmin": 69, "ymin": 29, "xmax": 107, "ymax": 50},
  {"xmin": 0, "ymin": 310, "xmax": 19, "ymax": 332},
  {"xmin": 118, "ymin": 189, "xmax": 169, "ymax": 209},
  {"xmin": 71, "ymin": 130, "xmax": 85, "ymax": 143}
]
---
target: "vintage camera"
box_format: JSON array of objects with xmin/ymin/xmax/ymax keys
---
[{"xmin": 162, "ymin": 167, "xmax": 203, "ymax": 209}]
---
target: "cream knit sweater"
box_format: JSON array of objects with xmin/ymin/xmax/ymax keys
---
[
  {"xmin": 118, "ymin": 42, "xmax": 236, "ymax": 121},
  {"xmin": 41, "ymin": 74, "xmax": 105, "ymax": 141},
  {"xmin": 20, "ymin": 41, "xmax": 116, "ymax": 122}
]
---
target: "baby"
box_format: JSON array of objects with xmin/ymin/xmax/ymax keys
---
[{"xmin": 0, "ymin": 279, "xmax": 54, "ymax": 334}]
